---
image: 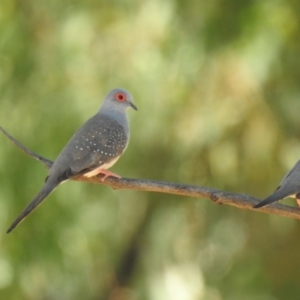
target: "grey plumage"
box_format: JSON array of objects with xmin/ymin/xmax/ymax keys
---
[
  {"xmin": 7, "ymin": 88, "xmax": 137, "ymax": 233},
  {"xmin": 253, "ymin": 160, "xmax": 300, "ymax": 209}
]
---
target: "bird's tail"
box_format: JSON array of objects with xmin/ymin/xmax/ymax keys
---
[
  {"xmin": 7, "ymin": 181, "xmax": 58, "ymax": 233},
  {"xmin": 253, "ymin": 190, "xmax": 291, "ymax": 209}
]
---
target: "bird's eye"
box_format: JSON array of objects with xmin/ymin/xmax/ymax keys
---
[{"xmin": 115, "ymin": 93, "xmax": 126, "ymax": 102}]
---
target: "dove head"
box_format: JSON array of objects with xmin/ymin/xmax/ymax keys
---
[{"xmin": 99, "ymin": 88, "xmax": 137, "ymax": 115}]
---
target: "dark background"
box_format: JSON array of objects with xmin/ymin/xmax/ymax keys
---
[{"xmin": 1, "ymin": 0, "xmax": 300, "ymax": 299}]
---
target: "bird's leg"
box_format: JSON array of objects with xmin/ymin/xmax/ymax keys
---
[
  {"xmin": 84, "ymin": 167, "xmax": 121, "ymax": 181},
  {"xmin": 98, "ymin": 169, "xmax": 121, "ymax": 182}
]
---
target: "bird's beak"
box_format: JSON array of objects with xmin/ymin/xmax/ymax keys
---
[{"xmin": 130, "ymin": 102, "xmax": 138, "ymax": 111}]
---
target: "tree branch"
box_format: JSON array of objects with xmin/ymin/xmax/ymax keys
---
[{"xmin": 1, "ymin": 125, "xmax": 300, "ymax": 220}]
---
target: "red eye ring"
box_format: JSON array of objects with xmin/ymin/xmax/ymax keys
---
[{"xmin": 115, "ymin": 92, "xmax": 126, "ymax": 102}]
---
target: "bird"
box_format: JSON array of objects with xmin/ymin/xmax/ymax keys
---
[
  {"xmin": 7, "ymin": 88, "xmax": 137, "ymax": 233},
  {"xmin": 253, "ymin": 160, "xmax": 300, "ymax": 209}
]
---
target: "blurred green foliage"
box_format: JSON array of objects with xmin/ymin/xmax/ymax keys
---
[{"xmin": 1, "ymin": 0, "xmax": 300, "ymax": 299}]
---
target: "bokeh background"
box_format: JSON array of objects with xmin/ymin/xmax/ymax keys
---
[{"xmin": 1, "ymin": 0, "xmax": 300, "ymax": 299}]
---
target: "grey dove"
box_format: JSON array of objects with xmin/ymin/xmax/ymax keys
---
[
  {"xmin": 7, "ymin": 88, "xmax": 137, "ymax": 233},
  {"xmin": 253, "ymin": 160, "xmax": 300, "ymax": 208}
]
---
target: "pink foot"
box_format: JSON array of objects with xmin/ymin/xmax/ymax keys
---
[
  {"xmin": 98, "ymin": 169, "xmax": 121, "ymax": 182},
  {"xmin": 84, "ymin": 167, "xmax": 121, "ymax": 181}
]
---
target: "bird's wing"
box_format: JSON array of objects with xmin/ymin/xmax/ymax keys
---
[{"xmin": 50, "ymin": 114, "xmax": 128, "ymax": 181}]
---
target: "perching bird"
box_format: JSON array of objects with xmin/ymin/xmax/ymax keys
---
[
  {"xmin": 253, "ymin": 160, "xmax": 300, "ymax": 209},
  {"xmin": 7, "ymin": 88, "xmax": 137, "ymax": 233}
]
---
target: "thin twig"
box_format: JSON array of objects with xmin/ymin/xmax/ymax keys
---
[
  {"xmin": 0, "ymin": 126, "xmax": 53, "ymax": 168},
  {"xmin": 1, "ymin": 125, "xmax": 300, "ymax": 220}
]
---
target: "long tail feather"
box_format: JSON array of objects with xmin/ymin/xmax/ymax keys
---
[
  {"xmin": 7, "ymin": 182, "xmax": 58, "ymax": 233},
  {"xmin": 253, "ymin": 190, "xmax": 290, "ymax": 209}
]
